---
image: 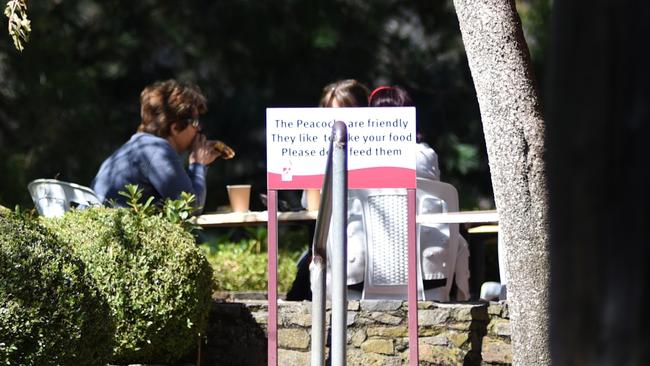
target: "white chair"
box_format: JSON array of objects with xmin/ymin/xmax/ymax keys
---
[
  {"xmin": 480, "ymin": 281, "xmax": 507, "ymax": 301},
  {"xmin": 351, "ymin": 188, "xmax": 425, "ymax": 300},
  {"xmin": 353, "ymin": 179, "xmax": 464, "ymax": 301},
  {"xmin": 27, "ymin": 179, "xmax": 102, "ymax": 217},
  {"xmin": 416, "ymin": 178, "xmax": 464, "ymax": 301}
]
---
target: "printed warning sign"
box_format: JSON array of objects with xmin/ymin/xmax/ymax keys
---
[{"xmin": 266, "ymin": 107, "xmax": 416, "ymax": 189}]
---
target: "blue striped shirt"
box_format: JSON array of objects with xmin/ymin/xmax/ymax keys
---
[{"xmin": 91, "ymin": 132, "xmax": 207, "ymax": 213}]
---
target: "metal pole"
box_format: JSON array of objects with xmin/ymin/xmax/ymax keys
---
[
  {"xmin": 406, "ymin": 188, "xmax": 419, "ymax": 365},
  {"xmin": 311, "ymin": 139, "xmax": 333, "ymax": 366},
  {"xmin": 310, "ymin": 255, "xmax": 326, "ymax": 366},
  {"xmin": 267, "ymin": 190, "xmax": 278, "ymax": 366},
  {"xmin": 330, "ymin": 121, "xmax": 348, "ymax": 366}
]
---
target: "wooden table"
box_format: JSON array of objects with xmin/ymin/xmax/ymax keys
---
[
  {"xmin": 195, "ymin": 210, "xmax": 318, "ymax": 228},
  {"xmin": 467, "ymin": 224, "xmax": 499, "ymax": 234},
  {"xmin": 196, "ymin": 209, "xmax": 498, "ymax": 227},
  {"xmin": 417, "ymin": 209, "xmax": 499, "ymax": 224}
]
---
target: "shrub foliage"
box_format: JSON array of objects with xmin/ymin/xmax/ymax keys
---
[
  {"xmin": 0, "ymin": 210, "xmax": 113, "ymax": 366},
  {"xmin": 201, "ymin": 239, "xmax": 299, "ymax": 293},
  {"xmin": 43, "ymin": 207, "xmax": 213, "ymax": 364}
]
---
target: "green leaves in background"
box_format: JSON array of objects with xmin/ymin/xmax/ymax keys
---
[
  {"xmin": 200, "ymin": 238, "xmax": 300, "ymax": 293},
  {"xmin": 0, "ymin": 0, "xmax": 551, "ymax": 210}
]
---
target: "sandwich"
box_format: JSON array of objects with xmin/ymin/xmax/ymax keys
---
[{"xmin": 214, "ymin": 140, "xmax": 235, "ymax": 159}]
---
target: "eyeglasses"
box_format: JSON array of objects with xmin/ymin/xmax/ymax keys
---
[{"xmin": 184, "ymin": 118, "xmax": 201, "ymax": 129}]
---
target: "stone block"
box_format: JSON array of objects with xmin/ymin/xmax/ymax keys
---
[
  {"xmin": 394, "ymin": 337, "xmax": 409, "ymax": 352},
  {"xmin": 418, "ymin": 326, "xmax": 443, "ymax": 337},
  {"xmin": 347, "ymin": 311, "xmax": 358, "ymax": 326},
  {"xmin": 278, "ymin": 328, "xmax": 310, "ymax": 350},
  {"xmin": 482, "ymin": 337, "xmax": 513, "ymax": 364},
  {"xmin": 346, "ymin": 348, "xmax": 366, "ymax": 365},
  {"xmin": 348, "ymin": 300, "xmax": 360, "ymax": 311},
  {"xmin": 486, "ymin": 300, "xmax": 509, "ymax": 318},
  {"xmin": 350, "ymin": 328, "xmax": 367, "ymax": 347},
  {"xmin": 284, "ymin": 313, "xmax": 312, "ymax": 327},
  {"xmin": 488, "ymin": 303, "xmax": 503, "ymax": 316},
  {"xmin": 452, "ymin": 304, "xmax": 488, "ymax": 321},
  {"xmin": 361, "ymin": 300, "xmax": 403, "ymax": 312},
  {"xmin": 361, "ymin": 339, "xmax": 395, "ymax": 355},
  {"xmin": 251, "ymin": 311, "xmax": 268, "ymax": 325},
  {"xmin": 419, "ymin": 344, "xmax": 462, "ymax": 365},
  {"xmin": 369, "ymin": 312, "xmax": 403, "ymax": 325},
  {"xmin": 420, "ymin": 335, "xmax": 448, "ymax": 346},
  {"xmin": 419, "ymin": 308, "xmax": 450, "ymax": 326},
  {"xmin": 453, "ymin": 307, "xmax": 473, "ymax": 321},
  {"xmin": 447, "ymin": 332, "xmax": 469, "ymax": 348},
  {"xmin": 447, "ymin": 321, "xmax": 472, "ymax": 330},
  {"xmin": 372, "ymin": 355, "xmax": 402, "ymax": 366},
  {"xmin": 278, "ymin": 349, "xmax": 310, "ymax": 366},
  {"xmin": 381, "ymin": 356, "xmax": 403, "ymax": 366},
  {"xmin": 244, "ymin": 300, "xmax": 268, "ymax": 310},
  {"xmin": 418, "ymin": 301, "xmax": 437, "ymax": 309},
  {"xmin": 488, "ymin": 319, "xmax": 512, "ymax": 337},
  {"xmin": 501, "ymin": 301, "xmax": 509, "ymax": 318},
  {"xmin": 367, "ymin": 326, "xmax": 408, "ymax": 338},
  {"xmin": 348, "ymin": 349, "xmax": 403, "ymax": 366},
  {"xmin": 231, "ymin": 291, "xmax": 267, "ymax": 300}
]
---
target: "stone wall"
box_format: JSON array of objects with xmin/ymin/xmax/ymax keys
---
[{"xmin": 203, "ymin": 299, "xmax": 511, "ymax": 365}]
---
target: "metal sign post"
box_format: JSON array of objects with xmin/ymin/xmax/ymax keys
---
[
  {"xmin": 266, "ymin": 190, "xmax": 278, "ymax": 366},
  {"xmin": 407, "ymin": 188, "xmax": 419, "ymax": 365}
]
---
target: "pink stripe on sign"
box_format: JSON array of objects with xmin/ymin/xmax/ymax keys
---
[
  {"xmin": 349, "ymin": 167, "xmax": 416, "ymax": 188},
  {"xmin": 267, "ymin": 167, "xmax": 416, "ymax": 190}
]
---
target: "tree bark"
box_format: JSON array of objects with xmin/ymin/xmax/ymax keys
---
[{"xmin": 452, "ymin": 0, "xmax": 550, "ymax": 365}]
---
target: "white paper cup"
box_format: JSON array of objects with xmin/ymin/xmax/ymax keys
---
[
  {"xmin": 305, "ymin": 189, "xmax": 321, "ymax": 211},
  {"xmin": 226, "ymin": 184, "xmax": 251, "ymax": 212}
]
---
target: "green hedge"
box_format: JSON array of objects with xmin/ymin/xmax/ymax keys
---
[
  {"xmin": 43, "ymin": 207, "xmax": 213, "ymax": 364},
  {"xmin": 0, "ymin": 210, "xmax": 113, "ymax": 366},
  {"xmin": 202, "ymin": 240, "xmax": 299, "ymax": 292}
]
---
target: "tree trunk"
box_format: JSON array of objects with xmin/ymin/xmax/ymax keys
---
[{"xmin": 452, "ymin": 0, "xmax": 550, "ymax": 365}]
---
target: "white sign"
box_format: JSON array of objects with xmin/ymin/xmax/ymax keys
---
[{"xmin": 266, "ymin": 107, "xmax": 416, "ymax": 189}]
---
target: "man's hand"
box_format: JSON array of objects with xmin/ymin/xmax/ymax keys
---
[{"xmin": 189, "ymin": 134, "xmax": 220, "ymax": 165}]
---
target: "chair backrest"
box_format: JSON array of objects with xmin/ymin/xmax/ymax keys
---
[
  {"xmin": 357, "ymin": 179, "xmax": 460, "ymax": 301},
  {"xmin": 27, "ymin": 179, "xmax": 102, "ymax": 217},
  {"xmin": 415, "ymin": 178, "xmax": 460, "ymax": 301},
  {"xmin": 351, "ymin": 188, "xmax": 424, "ymax": 300}
]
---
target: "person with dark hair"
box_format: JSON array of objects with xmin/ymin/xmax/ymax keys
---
[
  {"xmin": 286, "ymin": 79, "xmax": 370, "ymax": 301},
  {"xmin": 368, "ymin": 85, "xmax": 414, "ymax": 107},
  {"xmin": 91, "ymin": 79, "xmax": 231, "ymax": 213},
  {"xmin": 369, "ymin": 85, "xmax": 440, "ymax": 181},
  {"xmin": 369, "ymin": 85, "xmax": 469, "ymax": 300},
  {"xmin": 319, "ymin": 79, "xmax": 370, "ymax": 108}
]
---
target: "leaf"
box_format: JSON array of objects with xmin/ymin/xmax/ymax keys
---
[{"xmin": 4, "ymin": 0, "xmax": 31, "ymax": 51}]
